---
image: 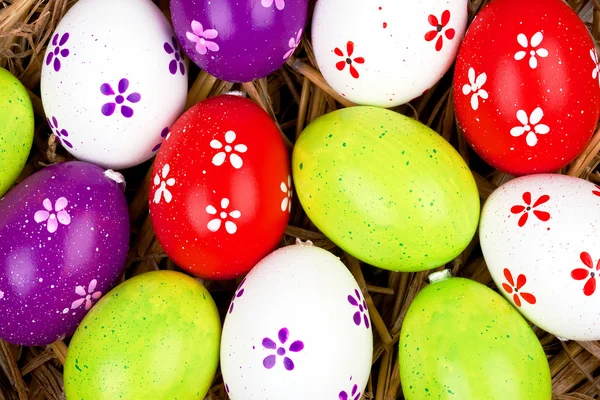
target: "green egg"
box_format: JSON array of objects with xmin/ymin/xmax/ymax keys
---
[
  {"xmin": 0, "ymin": 68, "xmax": 34, "ymax": 197},
  {"xmin": 399, "ymin": 273, "xmax": 552, "ymax": 400},
  {"xmin": 292, "ymin": 107, "xmax": 479, "ymax": 272},
  {"xmin": 64, "ymin": 270, "xmax": 221, "ymax": 400}
]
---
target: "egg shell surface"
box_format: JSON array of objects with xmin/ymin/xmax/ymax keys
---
[
  {"xmin": 292, "ymin": 106, "xmax": 480, "ymax": 272},
  {"xmin": 453, "ymin": 0, "xmax": 600, "ymax": 175},
  {"xmin": 220, "ymin": 242, "xmax": 373, "ymax": 399},
  {"xmin": 64, "ymin": 270, "xmax": 221, "ymax": 400},
  {"xmin": 400, "ymin": 276, "xmax": 552, "ymax": 400},
  {"xmin": 0, "ymin": 161, "xmax": 129, "ymax": 346},
  {"xmin": 40, "ymin": 0, "xmax": 188, "ymax": 169}
]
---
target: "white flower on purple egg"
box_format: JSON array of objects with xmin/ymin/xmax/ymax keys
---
[
  {"xmin": 347, "ymin": 289, "xmax": 370, "ymax": 328},
  {"xmin": 262, "ymin": 328, "xmax": 304, "ymax": 371},
  {"xmin": 100, "ymin": 78, "xmax": 141, "ymax": 118},
  {"xmin": 206, "ymin": 198, "xmax": 241, "ymax": 234},
  {"xmin": 164, "ymin": 36, "xmax": 186, "ymax": 75},
  {"xmin": 211, "ymin": 130, "xmax": 247, "ymax": 169},
  {"xmin": 280, "ymin": 176, "xmax": 293, "ymax": 212},
  {"xmin": 46, "ymin": 32, "xmax": 70, "ymax": 72},
  {"xmin": 153, "ymin": 164, "xmax": 175, "ymax": 204},
  {"xmin": 0, "ymin": 291, "xmax": 4, "ymax": 300},
  {"xmin": 261, "ymin": 0, "xmax": 285, "ymax": 10},
  {"xmin": 283, "ymin": 29, "xmax": 302, "ymax": 59},
  {"xmin": 34, "ymin": 197, "xmax": 71, "ymax": 233},
  {"xmin": 70, "ymin": 279, "xmax": 102, "ymax": 311},
  {"xmin": 186, "ymin": 21, "xmax": 219, "ymax": 55}
]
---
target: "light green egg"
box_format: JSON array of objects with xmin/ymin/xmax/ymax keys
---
[
  {"xmin": 64, "ymin": 270, "xmax": 221, "ymax": 400},
  {"xmin": 399, "ymin": 273, "xmax": 552, "ymax": 400},
  {"xmin": 292, "ymin": 107, "xmax": 479, "ymax": 272},
  {"xmin": 0, "ymin": 68, "xmax": 34, "ymax": 197}
]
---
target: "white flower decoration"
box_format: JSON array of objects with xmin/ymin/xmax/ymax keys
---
[
  {"xmin": 153, "ymin": 164, "xmax": 175, "ymax": 204},
  {"xmin": 283, "ymin": 29, "xmax": 302, "ymax": 59},
  {"xmin": 34, "ymin": 197, "xmax": 71, "ymax": 233},
  {"xmin": 591, "ymin": 48, "xmax": 600, "ymax": 87},
  {"xmin": 510, "ymin": 107, "xmax": 550, "ymax": 147},
  {"xmin": 206, "ymin": 198, "xmax": 241, "ymax": 234},
  {"xmin": 211, "ymin": 130, "xmax": 247, "ymax": 169},
  {"xmin": 262, "ymin": 0, "xmax": 285, "ymax": 10},
  {"xmin": 70, "ymin": 279, "xmax": 102, "ymax": 311},
  {"xmin": 462, "ymin": 67, "xmax": 488, "ymax": 111},
  {"xmin": 514, "ymin": 32, "xmax": 548, "ymax": 69},
  {"xmin": 280, "ymin": 176, "xmax": 293, "ymax": 212}
]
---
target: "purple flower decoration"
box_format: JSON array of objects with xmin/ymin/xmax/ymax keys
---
[
  {"xmin": 262, "ymin": 328, "xmax": 304, "ymax": 371},
  {"xmin": 100, "ymin": 78, "xmax": 141, "ymax": 118},
  {"xmin": 164, "ymin": 36, "xmax": 186, "ymax": 75},
  {"xmin": 225, "ymin": 383, "xmax": 230, "ymax": 393},
  {"xmin": 339, "ymin": 382, "xmax": 361, "ymax": 400},
  {"xmin": 47, "ymin": 116, "xmax": 73, "ymax": 148},
  {"xmin": 151, "ymin": 127, "xmax": 171, "ymax": 152},
  {"xmin": 228, "ymin": 278, "xmax": 246, "ymax": 314},
  {"xmin": 46, "ymin": 32, "xmax": 70, "ymax": 72},
  {"xmin": 348, "ymin": 289, "xmax": 370, "ymax": 329}
]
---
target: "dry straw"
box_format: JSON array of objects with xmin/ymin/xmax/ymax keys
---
[{"xmin": 1, "ymin": 0, "xmax": 600, "ymax": 399}]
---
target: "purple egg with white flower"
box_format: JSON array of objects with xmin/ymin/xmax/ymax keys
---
[
  {"xmin": 0, "ymin": 161, "xmax": 129, "ymax": 346},
  {"xmin": 40, "ymin": 0, "xmax": 187, "ymax": 169},
  {"xmin": 220, "ymin": 240, "xmax": 373, "ymax": 399},
  {"xmin": 170, "ymin": 0, "xmax": 308, "ymax": 82}
]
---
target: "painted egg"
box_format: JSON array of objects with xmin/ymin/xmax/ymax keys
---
[
  {"xmin": 64, "ymin": 270, "xmax": 221, "ymax": 399},
  {"xmin": 40, "ymin": 0, "xmax": 187, "ymax": 170},
  {"xmin": 400, "ymin": 272, "xmax": 552, "ymax": 400},
  {"xmin": 0, "ymin": 68, "xmax": 34, "ymax": 197},
  {"xmin": 0, "ymin": 161, "xmax": 129, "ymax": 346},
  {"xmin": 221, "ymin": 240, "xmax": 372, "ymax": 399},
  {"xmin": 292, "ymin": 106, "xmax": 480, "ymax": 272},
  {"xmin": 312, "ymin": 0, "xmax": 467, "ymax": 107},
  {"xmin": 453, "ymin": 0, "xmax": 600, "ymax": 176},
  {"xmin": 170, "ymin": 0, "xmax": 308, "ymax": 82},
  {"xmin": 480, "ymin": 174, "xmax": 600, "ymax": 340},
  {"xmin": 149, "ymin": 94, "xmax": 291, "ymax": 280}
]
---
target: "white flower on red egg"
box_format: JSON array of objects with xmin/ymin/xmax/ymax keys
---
[
  {"xmin": 211, "ymin": 130, "xmax": 247, "ymax": 169},
  {"xmin": 462, "ymin": 67, "xmax": 488, "ymax": 111},
  {"xmin": 514, "ymin": 32, "xmax": 548, "ymax": 69},
  {"xmin": 206, "ymin": 198, "xmax": 241, "ymax": 234},
  {"xmin": 510, "ymin": 107, "xmax": 550, "ymax": 147},
  {"xmin": 591, "ymin": 48, "xmax": 600, "ymax": 87},
  {"xmin": 280, "ymin": 176, "xmax": 293, "ymax": 212},
  {"xmin": 153, "ymin": 164, "xmax": 175, "ymax": 204}
]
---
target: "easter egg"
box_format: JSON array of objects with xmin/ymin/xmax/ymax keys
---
[
  {"xmin": 0, "ymin": 68, "xmax": 34, "ymax": 197},
  {"xmin": 0, "ymin": 161, "xmax": 129, "ymax": 346},
  {"xmin": 480, "ymin": 174, "xmax": 600, "ymax": 340},
  {"xmin": 40, "ymin": 0, "xmax": 188, "ymax": 170},
  {"xmin": 292, "ymin": 106, "xmax": 479, "ymax": 272},
  {"xmin": 312, "ymin": 0, "xmax": 467, "ymax": 107},
  {"xmin": 221, "ymin": 240, "xmax": 372, "ymax": 399},
  {"xmin": 399, "ymin": 272, "xmax": 552, "ymax": 400},
  {"xmin": 149, "ymin": 94, "xmax": 291, "ymax": 280},
  {"xmin": 170, "ymin": 0, "xmax": 308, "ymax": 82},
  {"xmin": 453, "ymin": 0, "xmax": 600, "ymax": 176},
  {"xmin": 64, "ymin": 270, "xmax": 221, "ymax": 399}
]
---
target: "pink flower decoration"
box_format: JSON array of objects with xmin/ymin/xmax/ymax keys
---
[
  {"xmin": 34, "ymin": 197, "xmax": 71, "ymax": 233},
  {"xmin": 71, "ymin": 279, "xmax": 102, "ymax": 311},
  {"xmin": 283, "ymin": 29, "xmax": 302, "ymax": 59},
  {"xmin": 186, "ymin": 20, "xmax": 219, "ymax": 55},
  {"xmin": 261, "ymin": 0, "xmax": 285, "ymax": 10}
]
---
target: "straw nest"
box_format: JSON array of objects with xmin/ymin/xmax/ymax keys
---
[{"xmin": 1, "ymin": 0, "xmax": 600, "ymax": 399}]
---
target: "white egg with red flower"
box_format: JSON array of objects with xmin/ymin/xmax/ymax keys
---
[
  {"xmin": 480, "ymin": 174, "xmax": 600, "ymax": 340},
  {"xmin": 311, "ymin": 0, "xmax": 467, "ymax": 107},
  {"xmin": 220, "ymin": 241, "xmax": 373, "ymax": 399},
  {"xmin": 41, "ymin": 0, "xmax": 187, "ymax": 169}
]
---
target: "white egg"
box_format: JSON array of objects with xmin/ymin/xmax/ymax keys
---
[
  {"xmin": 221, "ymin": 240, "xmax": 373, "ymax": 399},
  {"xmin": 40, "ymin": 0, "xmax": 187, "ymax": 170},
  {"xmin": 312, "ymin": 0, "xmax": 467, "ymax": 107},
  {"xmin": 480, "ymin": 174, "xmax": 600, "ymax": 340}
]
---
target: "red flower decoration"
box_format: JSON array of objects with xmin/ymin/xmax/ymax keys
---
[
  {"xmin": 571, "ymin": 252, "xmax": 600, "ymax": 296},
  {"xmin": 510, "ymin": 192, "xmax": 550, "ymax": 227},
  {"xmin": 424, "ymin": 10, "xmax": 455, "ymax": 51},
  {"xmin": 334, "ymin": 41, "xmax": 365, "ymax": 79},
  {"xmin": 501, "ymin": 268, "xmax": 536, "ymax": 307},
  {"xmin": 593, "ymin": 185, "xmax": 600, "ymax": 197}
]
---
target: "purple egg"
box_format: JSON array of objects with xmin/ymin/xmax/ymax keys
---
[
  {"xmin": 0, "ymin": 161, "xmax": 129, "ymax": 346},
  {"xmin": 170, "ymin": 0, "xmax": 308, "ymax": 82}
]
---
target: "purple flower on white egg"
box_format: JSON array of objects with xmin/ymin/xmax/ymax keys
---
[
  {"xmin": 70, "ymin": 279, "xmax": 102, "ymax": 311},
  {"xmin": 47, "ymin": 116, "xmax": 73, "ymax": 148},
  {"xmin": 228, "ymin": 278, "xmax": 246, "ymax": 313},
  {"xmin": 186, "ymin": 21, "xmax": 219, "ymax": 55},
  {"xmin": 339, "ymin": 383, "xmax": 361, "ymax": 400},
  {"xmin": 262, "ymin": 327, "xmax": 304, "ymax": 371},
  {"xmin": 347, "ymin": 289, "xmax": 370, "ymax": 329},
  {"xmin": 164, "ymin": 36, "xmax": 186, "ymax": 75},
  {"xmin": 152, "ymin": 127, "xmax": 171, "ymax": 152},
  {"xmin": 100, "ymin": 78, "xmax": 141, "ymax": 118},
  {"xmin": 34, "ymin": 197, "xmax": 71, "ymax": 234},
  {"xmin": 283, "ymin": 29, "xmax": 302, "ymax": 60},
  {"xmin": 46, "ymin": 32, "xmax": 70, "ymax": 72}
]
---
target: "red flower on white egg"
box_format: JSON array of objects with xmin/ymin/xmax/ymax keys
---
[
  {"xmin": 334, "ymin": 41, "xmax": 365, "ymax": 79},
  {"xmin": 593, "ymin": 185, "xmax": 600, "ymax": 197},
  {"xmin": 424, "ymin": 10, "xmax": 455, "ymax": 52},
  {"xmin": 510, "ymin": 192, "xmax": 550, "ymax": 227},
  {"xmin": 501, "ymin": 268, "xmax": 536, "ymax": 307},
  {"xmin": 571, "ymin": 252, "xmax": 600, "ymax": 296}
]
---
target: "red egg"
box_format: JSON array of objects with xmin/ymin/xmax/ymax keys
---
[
  {"xmin": 453, "ymin": 0, "xmax": 600, "ymax": 176},
  {"xmin": 149, "ymin": 94, "xmax": 291, "ymax": 280}
]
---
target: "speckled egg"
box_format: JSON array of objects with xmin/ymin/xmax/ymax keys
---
[
  {"xmin": 221, "ymin": 240, "xmax": 373, "ymax": 399},
  {"xmin": 399, "ymin": 272, "xmax": 552, "ymax": 400},
  {"xmin": 480, "ymin": 174, "xmax": 600, "ymax": 340},
  {"xmin": 0, "ymin": 68, "xmax": 34, "ymax": 197},
  {"xmin": 41, "ymin": 0, "xmax": 188, "ymax": 169},
  {"xmin": 64, "ymin": 270, "xmax": 221, "ymax": 400},
  {"xmin": 170, "ymin": 0, "xmax": 308, "ymax": 82},
  {"xmin": 292, "ymin": 106, "xmax": 480, "ymax": 272},
  {"xmin": 0, "ymin": 161, "xmax": 129, "ymax": 346}
]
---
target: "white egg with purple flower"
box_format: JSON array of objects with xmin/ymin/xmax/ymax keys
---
[
  {"xmin": 221, "ymin": 240, "xmax": 373, "ymax": 400},
  {"xmin": 41, "ymin": 0, "xmax": 187, "ymax": 169}
]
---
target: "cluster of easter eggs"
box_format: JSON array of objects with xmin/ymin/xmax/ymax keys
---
[{"xmin": 0, "ymin": 0, "xmax": 599, "ymax": 398}]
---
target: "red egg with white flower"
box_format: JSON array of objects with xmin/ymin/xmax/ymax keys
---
[
  {"xmin": 453, "ymin": 0, "xmax": 600, "ymax": 176},
  {"xmin": 149, "ymin": 94, "xmax": 291, "ymax": 280}
]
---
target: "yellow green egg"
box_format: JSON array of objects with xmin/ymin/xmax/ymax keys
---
[
  {"xmin": 64, "ymin": 270, "xmax": 221, "ymax": 400},
  {"xmin": 292, "ymin": 106, "xmax": 480, "ymax": 272},
  {"xmin": 0, "ymin": 68, "xmax": 34, "ymax": 197}
]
